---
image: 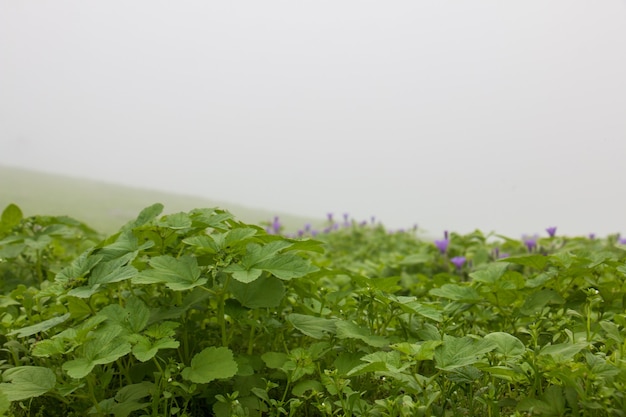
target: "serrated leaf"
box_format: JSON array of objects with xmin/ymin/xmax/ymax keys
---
[
  {"xmin": 469, "ymin": 263, "xmax": 509, "ymax": 284},
  {"xmin": 63, "ymin": 328, "xmax": 132, "ymax": 378},
  {"xmin": 98, "ymin": 231, "xmax": 153, "ymax": 261},
  {"xmin": 434, "ymin": 336, "xmax": 496, "ymax": 371},
  {"xmin": 158, "ymin": 212, "xmax": 192, "ymax": 229},
  {"xmin": 255, "ymin": 254, "xmax": 319, "ymax": 280},
  {"xmin": 539, "ymin": 342, "xmax": 587, "ymax": 362},
  {"xmin": 520, "ymin": 289, "xmax": 564, "ymax": 315},
  {"xmin": 131, "ymin": 335, "xmax": 180, "ymax": 362},
  {"xmin": 144, "ymin": 321, "xmax": 179, "ymax": 339},
  {"xmin": 181, "ymin": 347, "xmax": 237, "ymax": 383},
  {"xmin": 335, "ymin": 320, "xmax": 389, "ymax": 347},
  {"xmin": 484, "ymin": 332, "xmax": 525, "ymax": 357},
  {"xmin": 287, "ymin": 314, "xmax": 336, "ymax": 339},
  {"xmin": 134, "ymin": 255, "xmax": 206, "ymax": 291},
  {"xmin": 396, "ymin": 300, "xmax": 443, "ymax": 322},
  {"xmin": 429, "ymin": 284, "xmax": 481, "ymax": 302},
  {"xmin": 0, "ymin": 366, "xmax": 56, "ymax": 402},
  {"xmin": 224, "ymin": 264, "xmax": 263, "ymax": 283},
  {"xmin": 500, "ymin": 254, "xmax": 549, "ymax": 270},
  {"xmin": 241, "ymin": 241, "xmax": 293, "ymax": 266},
  {"xmin": 8, "ymin": 313, "xmax": 71, "ymax": 338},
  {"xmin": 123, "ymin": 203, "xmax": 164, "ymax": 230},
  {"xmin": 230, "ymin": 274, "xmax": 285, "ymax": 308}
]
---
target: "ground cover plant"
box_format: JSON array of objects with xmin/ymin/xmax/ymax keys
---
[{"xmin": 0, "ymin": 203, "xmax": 625, "ymax": 416}]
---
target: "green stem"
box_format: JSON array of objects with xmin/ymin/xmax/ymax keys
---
[{"xmin": 218, "ymin": 275, "xmax": 232, "ymax": 347}]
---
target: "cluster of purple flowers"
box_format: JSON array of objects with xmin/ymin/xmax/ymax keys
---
[{"xmin": 266, "ymin": 212, "xmax": 416, "ymax": 238}]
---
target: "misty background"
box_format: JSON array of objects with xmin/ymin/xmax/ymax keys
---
[{"xmin": 1, "ymin": 1, "xmax": 625, "ymax": 237}]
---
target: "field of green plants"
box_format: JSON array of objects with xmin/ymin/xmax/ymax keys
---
[{"xmin": 0, "ymin": 203, "xmax": 625, "ymax": 416}]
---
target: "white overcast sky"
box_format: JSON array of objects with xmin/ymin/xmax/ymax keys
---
[{"xmin": 1, "ymin": 1, "xmax": 626, "ymax": 237}]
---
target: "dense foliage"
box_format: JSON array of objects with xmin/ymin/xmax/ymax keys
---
[{"xmin": 0, "ymin": 203, "xmax": 625, "ymax": 416}]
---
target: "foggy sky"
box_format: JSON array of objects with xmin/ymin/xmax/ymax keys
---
[{"xmin": 1, "ymin": 1, "xmax": 626, "ymax": 237}]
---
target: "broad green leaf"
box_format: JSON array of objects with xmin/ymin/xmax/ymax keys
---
[
  {"xmin": 225, "ymin": 228, "xmax": 259, "ymax": 246},
  {"xmin": 392, "ymin": 340, "xmax": 442, "ymax": 361},
  {"xmin": 157, "ymin": 212, "xmax": 192, "ymax": 229},
  {"xmin": 67, "ymin": 296, "xmax": 95, "ymax": 319},
  {"xmin": 99, "ymin": 297, "xmax": 150, "ymax": 334},
  {"xmin": 0, "ymin": 203, "xmax": 23, "ymax": 230},
  {"xmin": 181, "ymin": 347, "xmax": 237, "ymax": 383},
  {"xmin": 123, "ymin": 203, "xmax": 164, "ymax": 230},
  {"xmin": 481, "ymin": 365, "xmax": 526, "ymax": 382},
  {"xmin": 0, "ymin": 390, "xmax": 8, "ymax": 415},
  {"xmin": 347, "ymin": 351, "xmax": 404, "ymax": 376},
  {"xmin": 112, "ymin": 399, "xmax": 150, "ymax": 417},
  {"xmin": 144, "ymin": 321, "xmax": 180, "ymax": 339},
  {"xmin": 282, "ymin": 239, "xmax": 325, "ymax": 254},
  {"xmin": 32, "ymin": 338, "xmax": 69, "ymax": 357},
  {"xmin": 469, "ymin": 263, "xmax": 509, "ymax": 284},
  {"xmin": 261, "ymin": 352, "xmax": 289, "ymax": 369},
  {"xmin": 434, "ymin": 336, "xmax": 497, "ymax": 371},
  {"xmin": 399, "ymin": 253, "xmax": 432, "ymax": 265},
  {"xmin": 63, "ymin": 327, "xmax": 132, "ymax": 378},
  {"xmin": 539, "ymin": 342, "xmax": 587, "ymax": 362},
  {"xmin": 115, "ymin": 381, "xmax": 154, "ymax": 403},
  {"xmin": 55, "ymin": 251, "xmax": 102, "ymax": 285},
  {"xmin": 0, "ymin": 366, "xmax": 56, "ymax": 402},
  {"xmin": 448, "ymin": 366, "xmax": 482, "ymax": 384},
  {"xmin": 396, "ymin": 300, "xmax": 443, "ymax": 322},
  {"xmin": 335, "ymin": 320, "xmax": 389, "ymax": 347},
  {"xmin": 97, "ymin": 231, "xmax": 154, "ymax": 261},
  {"xmin": 241, "ymin": 241, "xmax": 293, "ymax": 267},
  {"xmin": 0, "ymin": 242, "xmax": 25, "ymax": 259},
  {"xmin": 500, "ymin": 254, "xmax": 548, "ymax": 270},
  {"xmin": 230, "ymin": 274, "xmax": 285, "ymax": 308},
  {"xmin": 134, "ymin": 255, "xmax": 207, "ymax": 291},
  {"xmin": 78, "ymin": 253, "xmax": 138, "ymax": 291},
  {"xmin": 292, "ymin": 380, "xmax": 324, "ymax": 397},
  {"xmin": 429, "ymin": 284, "xmax": 481, "ymax": 302},
  {"xmin": 8, "ymin": 313, "xmax": 71, "ymax": 338},
  {"xmin": 520, "ymin": 289, "xmax": 564, "ymax": 315},
  {"xmin": 287, "ymin": 314, "xmax": 336, "ymax": 339},
  {"xmin": 182, "ymin": 235, "xmax": 220, "ymax": 253},
  {"xmin": 255, "ymin": 254, "xmax": 319, "ymax": 280},
  {"xmin": 189, "ymin": 208, "xmax": 234, "ymax": 229},
  {"xmin": 224, "ymin": 264, "xmax": 263, "ymax": 283},
  {"xmin": 131, "ymin": 335, "xmax": 179, "ymax": 362},
  {"xmin": 484, "ymin": 332, "xmax": 525, "ymax": 357}
]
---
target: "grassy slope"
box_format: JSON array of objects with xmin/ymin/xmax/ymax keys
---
[{"xmin": 0, "ymin": 165, "xmax": 319, "ymax": 234}]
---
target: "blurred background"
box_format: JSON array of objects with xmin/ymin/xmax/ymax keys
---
[{"xmin": 1, "ymin": 1, "xmax": 625, "ymax": 237}]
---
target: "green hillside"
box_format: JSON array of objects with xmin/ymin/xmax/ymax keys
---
[{"xmin": 0, "ymin": 165, "xmax": 318, "ymax": 234}]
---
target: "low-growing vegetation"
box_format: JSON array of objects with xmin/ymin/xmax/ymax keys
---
[{"xmin": 0, "ymin": 202, "xmax": 625, "ymax": 416}]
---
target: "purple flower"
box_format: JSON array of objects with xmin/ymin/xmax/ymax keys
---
[
  {"xmin": 343, "ymin": 213, "xmax": 349, "ymax": 222},
  {"xmin": 523, "ymin": 234, "xmax": 538, "ymax": 252},
  {"xmin": 450, "ymin": 256, "xmax": 466, "ymax": 269},
  {"xmin": 546, "ymin": 226, "xmax": 557, "ymax": 237},
  {"xmin": 434, "ymin": 238, "xmax": 449, "ymax": 254},
  {"xmin": 327, "ymin": 213, "xmax": 333, "ymax": 222},
  {"xmin": 588, "ymin": 233, "xmax": 596, "ymax": 240},
  {"xmin": 618, "ymin": 237, "xmax": 626, "ymax": 245},
  {"xmin": 304, "ymin": 223, "xmax": 311, "ymax": 232},
  {"xmin": 444, "ymin": 230, "xmax": 449, "ymax": 240},
  {"xmin": 272, "ymin": 216, "xmax": 281, "ymax": 234}
]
